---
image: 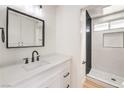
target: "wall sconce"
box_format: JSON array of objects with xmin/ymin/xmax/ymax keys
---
[
  {"xmin": 24, "ymin": 5, "xmax": 43, "ymax": 17},
  {"xmin": 0, "ymin": 28, "xmax": 5, "ymax": 43},
  {"xmin": 34, "ymin": 5, "xmax": 43, "ymax": 16},
  {"xmin": 39, "ymin": 5, "xmax": 42, "ymax": 9}
]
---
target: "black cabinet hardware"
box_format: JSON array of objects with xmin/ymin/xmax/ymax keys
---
[
  {"xmin": 66, "ymin": 84, "xmax": 70, "ymax": 88},
  {"xmin": 111, "ymin": 78, "xmax": 116, "ymax": 81},
  {"xmin": 82, "ymin": 60, "xmax": 86, "ymax": 64},
  {"xmin": 64, "ymin": 72, "xmax": 70, "ymax": 78}
]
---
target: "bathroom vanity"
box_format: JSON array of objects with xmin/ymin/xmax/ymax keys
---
[{"xmin": 0, "ymin": 54, "xmax": 72, "ymax": 88}]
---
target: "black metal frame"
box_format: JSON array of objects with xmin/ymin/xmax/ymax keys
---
[
  {"xmin": 6, "ymin": 7, "xmax": 45, "ymax": 48},
  {"xmin": 86, "ymin": 10, "xmax": 92, "ymax": 74}
]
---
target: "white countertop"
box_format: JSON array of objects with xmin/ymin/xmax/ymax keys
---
[{"xmin": 0, "ymin": 53, "xmax": 72, "ymax": 87}]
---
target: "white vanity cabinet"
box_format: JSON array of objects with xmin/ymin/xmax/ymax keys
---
[
  {"xmin": 41, "ymin": 61, "xmax": 71, "ymax": 88},
  {"xmin": 0, "ymin": 54, "xmax": 71, "ymax": 88},
  {"xmin": 39, "ymin": 71, "xmax": 62, "ymax": 88},
  {"xmin": 2, "ymin": 55, "xmax": 72, "ymax": 88},
  {"xmin": 30, "ymin": 60, "xmax": 71, "ymax": 88}
]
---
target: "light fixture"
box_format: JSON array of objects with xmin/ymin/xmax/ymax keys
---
[
  {"xmin": 34, "ymin": 5, "xmax": 42, "ymax": 16},
  {"xmin": 24, "ymin": 5, "xmax": 43, "ymax": 17}
]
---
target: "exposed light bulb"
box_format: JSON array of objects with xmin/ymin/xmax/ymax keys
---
[
  {"xmin": 23, "ymin": 5, "xmax": 42, "ymax": 17},
  {"xmin": 34, "ymin": 6, "xmax": 42, "ymax": 17}
]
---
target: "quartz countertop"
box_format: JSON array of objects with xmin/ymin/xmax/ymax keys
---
[{"xmin": 0, "ymin": 53, "xmax": 71, "ymax": 87}]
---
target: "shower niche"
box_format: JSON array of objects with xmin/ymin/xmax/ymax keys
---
[{"xmin": 103, "ymin": 32, "xmax": 124, "ymax": 48}]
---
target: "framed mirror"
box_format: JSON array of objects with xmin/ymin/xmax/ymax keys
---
[{"xmin": 6, "ymin": 7, "xmax": 45, "ymax": 48}]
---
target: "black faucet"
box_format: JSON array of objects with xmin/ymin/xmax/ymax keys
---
[{"xmin": 32, "ymin": 50, "xmax": 40, "ymax": 62}]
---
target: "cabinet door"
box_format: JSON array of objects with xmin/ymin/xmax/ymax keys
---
[
  {"xmin": 8, "ymin": 11, "xmax": 21, "ymax": 47},
  {"xmin": 47, "ymin": 75, "xmax": 60, "ymax": 88},
  {"xmin": 21, "ymin": 15, "xmax": 35, "ymax": 46},
  {"xmin": 39, "ymin": 72, "xmax": 61, "ymax": 88}
]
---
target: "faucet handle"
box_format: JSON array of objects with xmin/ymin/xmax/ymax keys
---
[
  {"xmin": 23, "ymin": 58, "xmax": 29, "ymax": 64},
  {"xmin": 37, "ymin": 55, "xmax": 40, "ymax": 61},
  {"xmin": 32, "ymin": 57, "xmax": 34, "ymax": 62}
]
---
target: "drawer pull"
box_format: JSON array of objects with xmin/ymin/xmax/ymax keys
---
[
  {"xmin": 66, "ymin": 84, "xmax": 70, "ymax": 88},
  {"xmin": 64, "ymin": 72, "xmax": 70, "ymax": 78}
]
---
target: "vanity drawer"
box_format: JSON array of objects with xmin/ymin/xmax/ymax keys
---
[
  {"xmin": 39, "ymin": 72, "xmax": 60, "ymax": 88},
  {"xmin": 63, "ymin": 72, "xmax": 70, "ymax": 78},
  {"xmin": 64, "ymin": 84, "xmax": 70, "ymax": 88},
  {"xmin": 63, "ymin": 60, "xmax": 71, "ymax": 88},
  {"xmin": 63, "ymin": 64, "xmax": 71, "ymax": 88},
  {"xmin": 63, "ymin": 74, "xmax": 71, "ymax": 88}
]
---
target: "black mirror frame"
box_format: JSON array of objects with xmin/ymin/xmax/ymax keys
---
[{"xmin": 6, "ymin": 7, "xmax": 45, "ymax": 48}]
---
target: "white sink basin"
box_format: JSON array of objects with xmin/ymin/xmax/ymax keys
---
[{"xmin": 22, "ymin": 61, "xmax": 50, "ymax": 71}]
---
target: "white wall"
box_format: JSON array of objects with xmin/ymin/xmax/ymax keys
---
[
  {"xmin": 56, "ymin": 5, "xmax": 86, "ymax": 87},
  {"xmin": 0, "ymin": 5, "xmax": 56, "ymax": 66}
]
